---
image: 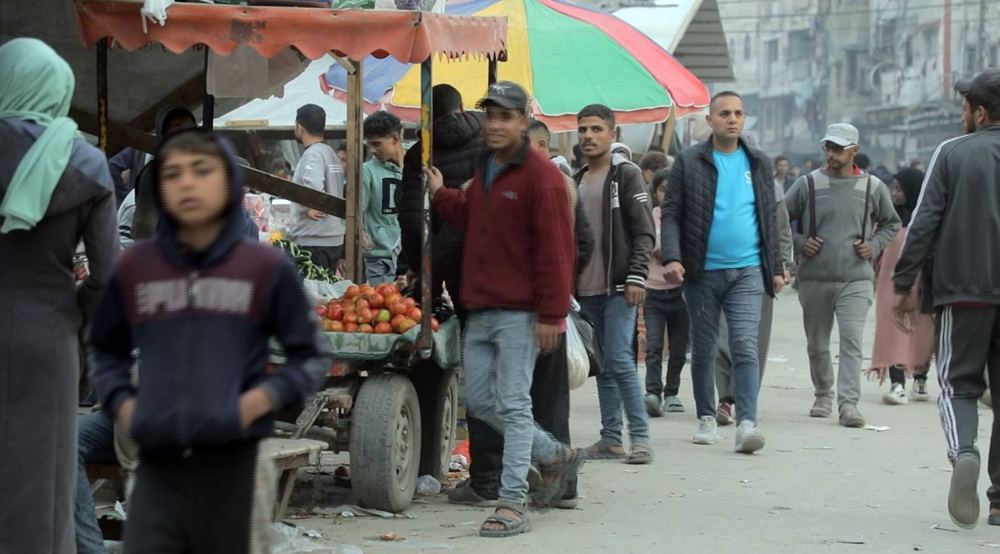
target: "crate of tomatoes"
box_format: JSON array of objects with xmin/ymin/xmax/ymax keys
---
[{"xmin": 316, "ymin": 283, "xmax": 440, "ymax": 335}]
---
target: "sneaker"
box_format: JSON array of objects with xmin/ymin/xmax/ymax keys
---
[
  {"xmin": 662, "ymin": 395, "xmax": 685, "ymax": 413},
  {"xmin": 645, "ymin": 394, "xmax": 665, "ymax": 417},
  {"xmin": 693, "ymin": 416, "xmax": 718, "ymax": 445},
  {"xmin": 810, "ymin": 397, "xmax": 833, "ymax": 418},
  {"xmin": 734, "ymin": 420, "xmax": 765, "ymax": 454},
  {"xmin": 912, "ymin": 379, "xmax": 930, "ymax": 402},
  {"xmin": 716, "ymin": 402, "xmax": 735, "ymax": 426},
  {"xmin": 838, "ymin": 404, "xmax": 866, "ymax": 428},
  {"xmin": 949, "ymin": 453, "xmax": 981, "ymax": 529},
  {"xmin": 882, "ymin": 383, "xmax": 908, "ymax": 405}
]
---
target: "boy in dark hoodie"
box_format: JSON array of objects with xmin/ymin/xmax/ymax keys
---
[{"xmin": 88, "ymin": 130, "xmax": 330, "ymax": 553}]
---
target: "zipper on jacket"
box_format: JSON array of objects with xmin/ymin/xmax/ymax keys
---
[
  {"xmin": 179, "ymin": 270, "xmax": 200, "ymax": 448},
  {"xmin": 605, "ymin": 166, "xmax": 617, "ymax": 296}
]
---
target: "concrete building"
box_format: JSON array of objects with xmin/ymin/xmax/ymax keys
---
[{"xmin": 717, "ymin": 0, "xmax": 1000, "ymax": 168}]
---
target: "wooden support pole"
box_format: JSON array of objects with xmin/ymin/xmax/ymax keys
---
[
  {"xmin": 97, "ymin": 39, "xmax": 109, "ymax": 153},
  {"xmin": 344, "ymin": 58, "xmax": 365, "ymax": 284},
  {"xmin": 661, "ymin": 107, "xmax": 677, "ymax": 153},
  {"xmin": 417, "ymin": 58, "xmax": 434, "ymax": 353},
  {"xmin": 70, "ymin": 108, "xmax": 346, "ymax": 219}
]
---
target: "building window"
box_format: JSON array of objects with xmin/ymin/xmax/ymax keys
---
[
  {"xmin": 966, "ymin": 46, "xmax": 977, "ymax": 73},
  {"xmin": 991, "ymin": 45, "xmax": 999, "ymax": 68},
  {"xmin": 767, "ymin": 39, "xmax": 779, "ymax": 63},
  {"xmin": 788, "ymin": 30, "xmax": 816, "ymax": 62},
  {"xmin": 847, "ymin": 50, "xmax": 859, "ymax": 91},
  {"xmin": 744, "ymin": 35, "xmax": 752, "ymax": 60}
]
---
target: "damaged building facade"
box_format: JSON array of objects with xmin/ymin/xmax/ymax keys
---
[{"xmin": 718, "ymin": 0, "xmax": 1000, "ymax": 167}]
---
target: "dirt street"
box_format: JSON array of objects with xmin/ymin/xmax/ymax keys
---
[{"xmin": 295, "ymin": 289, "xmax": 998, "ymax": 553}]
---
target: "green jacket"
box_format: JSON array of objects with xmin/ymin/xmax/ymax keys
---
[{"xmin": 362, "ymin": 157, "xmax": 403, "ymax": 259}]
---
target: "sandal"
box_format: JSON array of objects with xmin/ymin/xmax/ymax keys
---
[
  {"xmin": 624, "ymin": 444, "xmax": 655, "ymax": 465},
  {"xmin": 582, "ymin": 440, "xmax": 626, "ymax": 460},
  {"xmin": 532, "ymin": 448, "xmax": 584, "ymax": 507},
  {"xmin": 479, "ymin": 505, "xmax": 532, "ymax": 538}
]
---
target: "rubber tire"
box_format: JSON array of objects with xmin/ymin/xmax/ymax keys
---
[
  {"xmin": 350, "ymin": 373, "xmax": 422, "ymax": 513},
  {"xmin": 417, "ymin": 368, "xmax": 458, "ymax": 479}
]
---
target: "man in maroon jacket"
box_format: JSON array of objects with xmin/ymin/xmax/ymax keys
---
[{"xmin": 424, "ymin": 81, "xmax": 582, "ymax": 538}]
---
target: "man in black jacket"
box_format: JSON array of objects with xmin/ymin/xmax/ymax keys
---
[
  {"xmin": 399, "ymin": 84, "xmax": 482, "ymax": 317},
  {"xmin": 575, "ymin": 104, "xmax": 657, "ymax": 465},
  {"xmin": 663, "ymin": 91, "xmax": 785, "ymax": 454},
  {"xmin": 893, "ymin": 69, "xmax": 1000, "ymax": 529}
]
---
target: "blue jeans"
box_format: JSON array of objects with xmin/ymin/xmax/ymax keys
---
[
  {"xmin": 364, "ymin": 256, "xmax": 396, "ymax": 286},
  {"xmin": 463, "ymin": 310, "xmax": 562, "ymax": 506},
  {"xmin": 579, "ymin": 294, "xmax": 650, "ymax": 446},
  {"xmin": 77, "ymin": 412, "xmax": 116, "ymax": 554},
  {"xmin": 684, "ymin": 267, "xmax": 765, "ymax": 424}
]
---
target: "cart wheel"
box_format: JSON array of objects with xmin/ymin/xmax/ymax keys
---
[
  {"xmin": 418, "ymin": 368, "xmax": 458, "ymax": 479},
  {"xmin": 350, "ymin": 373, "xmax": 422, "ymax": 513}
]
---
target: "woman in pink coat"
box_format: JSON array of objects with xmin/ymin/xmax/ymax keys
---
[{"xmin": 867, "ymin": 167, "xmax": 934, "ymax": 404}]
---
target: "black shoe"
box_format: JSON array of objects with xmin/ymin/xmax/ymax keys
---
[{"xmin": 447, "ymin": 480, "xmax": 498, "ymax": 507}]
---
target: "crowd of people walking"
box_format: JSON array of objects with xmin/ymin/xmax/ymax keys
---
[{"xmin": 5, "ymin": 33, "xmax": 1000, "ymax": 551}]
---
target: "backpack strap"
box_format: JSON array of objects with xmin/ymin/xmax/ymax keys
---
[
  {"xmin": 806, "ymin": 173, "xmax": 817, "ymax": 239},
  {"xmin": 860, "ymin": 173, "xmax": 872, "ymax": 240}
]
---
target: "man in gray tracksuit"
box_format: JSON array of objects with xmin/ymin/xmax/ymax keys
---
[
  {"xmin": 893, "ymin": 69, "xmax": 1000, "ymax": 529},
  {"xmin": 785, "ymin": 124, "xmax": 900, "ymax": 428}
]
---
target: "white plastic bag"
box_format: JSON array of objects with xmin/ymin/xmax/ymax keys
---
[
  {"xmin": 141, "ymin": 0, "xmax": 174, "ymax": 33},
  {"xmin": 566, "ymin": 310, "xmax": 589, "ymax": 391}
]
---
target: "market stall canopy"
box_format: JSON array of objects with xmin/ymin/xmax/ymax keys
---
[
  {"xmin": 214, "ymin": 54, "xmax": 349, "ymax": 130},
  {"xmin": 75, "ymin": 0, "xmax": 508, "ymax": 62},
  {"xmin": 613, "ymin": 0, "xmax": 734, "ymax": 83},
  {"xmin": 322, "ymin": 0, "xmax": 709, "ymax": 131}
]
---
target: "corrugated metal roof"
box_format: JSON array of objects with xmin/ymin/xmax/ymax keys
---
[{"xmin": 614, "ymin": 0, "xmax": 734, "ymax": 83}]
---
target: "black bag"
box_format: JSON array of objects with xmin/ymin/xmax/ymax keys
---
[{"xmin": 568, "ymin": 308, "xmax": 603, "ymax": 377}]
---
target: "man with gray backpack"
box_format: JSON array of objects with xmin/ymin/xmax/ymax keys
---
[{"xmin": 785, "ymin": 124, "xmax": 900, "ymax": 428}]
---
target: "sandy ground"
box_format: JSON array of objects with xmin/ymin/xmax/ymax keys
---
[{"xmin": 288, "ymin": 289, "xmax": 999, "ymax": 553}]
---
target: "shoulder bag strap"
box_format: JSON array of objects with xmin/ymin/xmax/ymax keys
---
[
  {"xmin": 806, "ymin": 173, "xmax": 817, "ymax": 239},
  {"xmin": 861, "ymin": 174, "xmax": 872, "ymax": 240}
]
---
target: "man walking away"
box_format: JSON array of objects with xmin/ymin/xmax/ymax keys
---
[
  {"xmin": 574, "ymin": 104, "xmax": 656, "ymax": 465},
  {"xmin": 785, "ymin": 124, "xmax": 900, "ymax": 428},
  {"xmin": 361, "ymin": 111, "xmax": 405, "ymax": 286},
  {"xmin": 427, "ymin": 81, "xmax": 582, "ymax": 537},
  {"xmin": 893, "ymin": 69, "xmax": 1000, "ymax": 529},
  {"xmin": 662, "ymin": 91, "xmax": 785, "ymax": 454},
  {"xmin": 289, "ymin": 104, "xmax": 345, "ymax": 272}
]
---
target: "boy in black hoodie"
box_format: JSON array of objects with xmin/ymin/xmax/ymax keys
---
[{"xmin": 89, "ymin": 130, "xmax": 330, "ymax": 553}]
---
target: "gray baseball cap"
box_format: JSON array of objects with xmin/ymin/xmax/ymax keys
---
[
  {"xmin": 476, "ymin": 81, "xmax": 529, "ymax": 114},
  {"xmin": 820, "ymin": 123, "xmax": 859, "ymax": 147}
]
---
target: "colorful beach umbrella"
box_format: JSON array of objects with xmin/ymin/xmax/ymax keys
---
[{"xmin": 320, "ymin": 0, "xmax": 709, "ymax": 131}]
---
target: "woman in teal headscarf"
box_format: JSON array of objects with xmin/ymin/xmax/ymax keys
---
[{"xmin": 0, "ymin": 38, "xmax": 117, "ymax": 554}]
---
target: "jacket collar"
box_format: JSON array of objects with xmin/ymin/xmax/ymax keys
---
[
  {"xmin": 698, "ymin": 136, "xmax": 757, "ymax": 164},
  {"xmin": 478, "ymin": 138, "xmax": 530, "ymax": 169},
  {"xmin": 573, "ymin": 153, "xmax": 628, "ymax": 183}
]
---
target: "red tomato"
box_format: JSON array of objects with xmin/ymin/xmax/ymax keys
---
[
  {"xmin": 397, "ymin": 319, "xmax": 417, "ymax": 333},
  {"xmin": 355, "ymin": 298, "xmax": 370, "ymax": 311},
  {"xmin": 315, "ymin": 305, "xmax": 328, "ymax": 318},
  {"xmin": 358, "ymin": 323, "xmax": 374, "ymax": 334},
  {"xmin": 328, "ymin": 320, "xmax": 344, "ymax": 333},
  {"xmin": 327, "ymin": 304, "xmax": 344, "ymax": 322},
  {"xmin": 345, "ymin": 285, "xmax": 361, "ymax": 299},
  {"xmin": 375, "ymin": 322, "xmax": 393, "ymax": 334},
  {"xmin": 344, "ymin": 322, "xmax": 359, "ymax": 333},
  {"xmin": 406, "ymin": 307, "xmax": 422, "ymax": 321},
  {"xmin": 389, "ymin": 302, "xmax": 408, "ymax": 317},
  {"xmin": 368, "ymin": 294, "xmax": 385, "ymax": 309},
  {"xmin": 358, "ymin": 308, "xmax": 374, "ymax": 324},
  {"xmin": 431, "ymin": 317, "xmax": 440, "ymax": 332},
  {"xmin": 403, "ymin": 298, "xmax": 417, "ymax": 311}
]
